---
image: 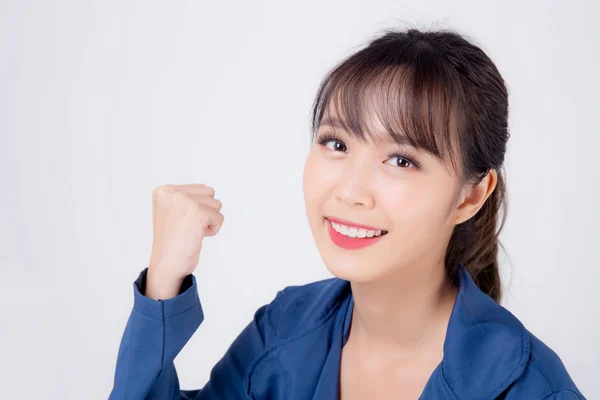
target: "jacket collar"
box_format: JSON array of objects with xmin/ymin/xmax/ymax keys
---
[{"xmin": 340, "ymin": 264, "xmax": 531, "ymax": 399}]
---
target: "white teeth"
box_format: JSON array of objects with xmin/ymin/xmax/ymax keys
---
[{"xmin": 330, "ymin": 221, "xmax": 384, "ymax": 238}]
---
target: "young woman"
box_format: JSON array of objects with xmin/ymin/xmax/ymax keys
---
[{"xmin": 109, "ymin": 28, "xmax": 585, "ymax": 399}]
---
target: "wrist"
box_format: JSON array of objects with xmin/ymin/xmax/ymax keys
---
[{"xmin": 145, "ymin": 267, "xmax": 185, "ymax": 300}]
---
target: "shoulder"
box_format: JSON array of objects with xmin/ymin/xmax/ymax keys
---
[
  {"xmin": 432, "ymin": 266, "xmax": 585, "ymax": 399},
  {"xmin": 263, "ymin": 276, "xmax": 351, "ymax": 340},
  {"xmin": 506, "ymin": 325, "xmax": 585, "ymax": 399}
]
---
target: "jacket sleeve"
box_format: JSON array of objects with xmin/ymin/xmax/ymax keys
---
[{"xmin": 108, "ymin": 267, "xmax": 275, "ymax": 400}]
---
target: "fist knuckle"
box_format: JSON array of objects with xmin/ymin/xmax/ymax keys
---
[
  {"xmin": 153, "ymin": 184, "xmax": 175, "ymax": 198},
  {"xmin": 193, "ymin": 201, "xmax": 211, "ymax": 220},
  {"xmin": 187, "ymin": 200, "xmax": 204, "ymax": 216},
  {"xmin": 172, "ymin": 191, "xmax": 188, "ymax": 204}
]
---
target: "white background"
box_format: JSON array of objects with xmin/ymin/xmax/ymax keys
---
[{"xmin": 1, "ymin": 1, "xmax": 598, "ymax": 398}]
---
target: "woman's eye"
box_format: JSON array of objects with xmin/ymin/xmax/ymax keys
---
[
  {"xmin": 322, "ymin": 138, "xmax": 347, "ymax": 152},
  {"xmin": 384, "ymin": 155, "xmax": 417, "ymax": 169}
]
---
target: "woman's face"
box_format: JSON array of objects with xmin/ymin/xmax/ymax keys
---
[{"xmin": 303, "ymin": 108, "xmax": 467, "ymax": 283}]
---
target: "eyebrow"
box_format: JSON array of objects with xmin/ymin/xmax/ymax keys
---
[{"xmin": 319, "ymin": 117, "xmax": 416, "ymax": 148}]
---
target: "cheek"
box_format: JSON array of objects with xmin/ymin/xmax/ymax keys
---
[
  {"xmin": 303, "ymin": 152, "xmax": 324, "ymax": 221},
  {"xmin": 303, "ymin": 150, "xmax": 337, "ymax": 206},
  {"xmin": 377, "ymin": 176, "xmax": 456, "ymax": 233}
]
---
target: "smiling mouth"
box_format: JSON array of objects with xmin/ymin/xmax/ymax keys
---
[
  {"xmin": 325, "ymin": 217, "xmax": 388, "ymax": 238},
  {"xmin": 325, "ymin": 218, "xmax": 387, "ymax": 250}
]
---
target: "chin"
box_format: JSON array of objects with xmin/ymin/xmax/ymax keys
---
[{"xmin": 320, "ymin": 254, "xmax": 389, "ymax": 283}]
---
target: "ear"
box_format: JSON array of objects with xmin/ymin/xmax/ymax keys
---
[{"xmin": 455, "ymin": 169, "xmax": 497, "ymax": 225}]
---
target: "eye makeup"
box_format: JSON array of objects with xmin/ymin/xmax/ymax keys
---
[{"xmin": 315, "ymin": 131, "xmax": 421, "ymax": 169}]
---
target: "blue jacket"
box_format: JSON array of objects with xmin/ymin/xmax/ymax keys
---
[{"xmin": 109, "ymin": 264, "xmax": 585, "ymax": 399}]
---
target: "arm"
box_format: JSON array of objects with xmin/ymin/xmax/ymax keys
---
[
  {"xmin": 108, "ymin": 267, "xmax": 202, "ymax": 399},
  {"xmin": 109, "ymin": 268, "xmax": 274, "ymax": 400}
]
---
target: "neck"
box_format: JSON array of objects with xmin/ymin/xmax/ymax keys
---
[{"xmin": 348, "ymin": 260, "xmax": 458, "ymax": 356}]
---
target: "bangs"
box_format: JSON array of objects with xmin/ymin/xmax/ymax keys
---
[{"xmin": 310, "ymin": 41, "xmax": 464, "ymax": 173}]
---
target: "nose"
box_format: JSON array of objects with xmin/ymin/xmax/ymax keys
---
[{"xmin": 333, "ymin": 156, "xmax": 375, "ymax": 209}]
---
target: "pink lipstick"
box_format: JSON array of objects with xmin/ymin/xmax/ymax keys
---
[{"xmin": 325, "ymin": 218, "xmax": 387, "ymax": 250}]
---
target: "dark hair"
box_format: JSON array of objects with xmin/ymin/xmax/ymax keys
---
[{"xmin": 309, "ymin": 28, "xmax": 509, "ymax": 302}]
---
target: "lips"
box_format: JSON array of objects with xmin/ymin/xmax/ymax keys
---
[{"xmin": 325, "ymin": 218, "xmax": 387, "ymax": 250}]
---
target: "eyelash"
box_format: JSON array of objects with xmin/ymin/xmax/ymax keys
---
[{"xmin": 315, "ymin": 133, "xmax": 421, "ymax": 169}]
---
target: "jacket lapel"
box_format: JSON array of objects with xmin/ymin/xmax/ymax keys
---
[{"xmin": 439, "ymin": 265, "xmax": 530, "ymax": 398}]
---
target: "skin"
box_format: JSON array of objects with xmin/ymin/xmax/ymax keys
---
[{"xmin": 302, "ymin": 103, "xmax": 497, "ymax": 398}]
